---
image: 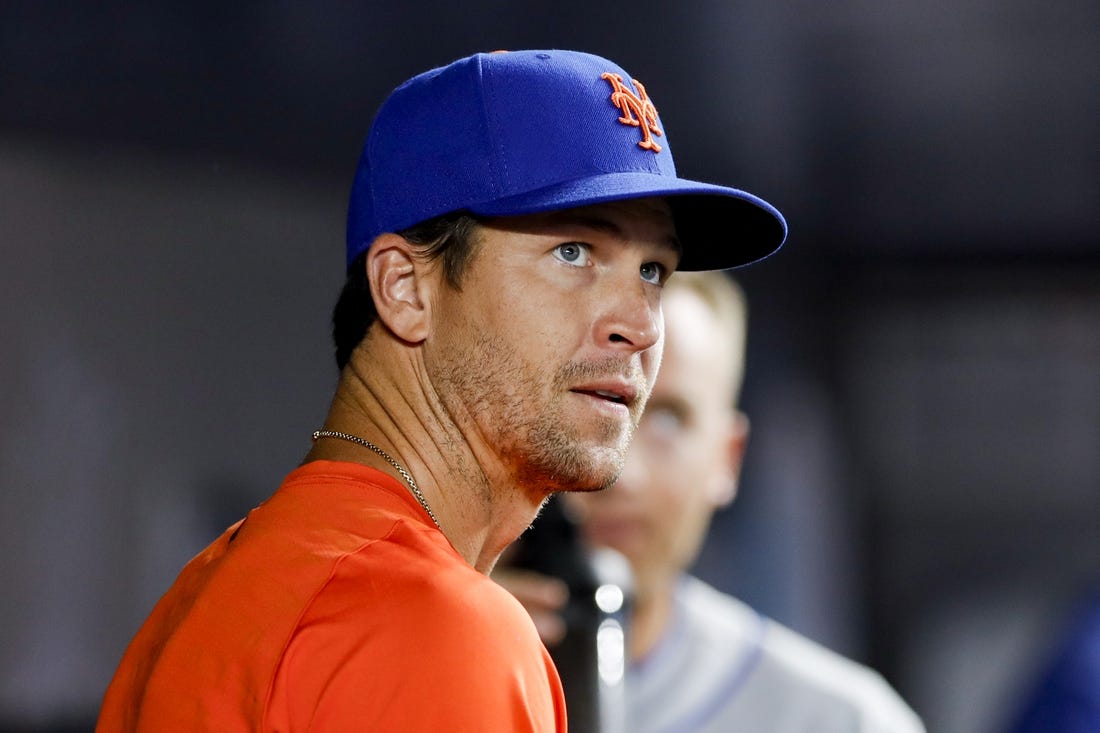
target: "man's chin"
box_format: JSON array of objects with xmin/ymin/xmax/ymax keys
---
[
  {"xmin": 584, "ymin": 444, "xmax": 630, "ymax": 489},
  {"xmin": 530, "ymin": 456, "xmax": 622, "ymax": 494},
  {"xmin": 521, "ymin": 430, "xmax": 627, "ymax": 492},
  {"xmin": 561, "ymin": 480, "xmax": 615, "ymax": 494}
]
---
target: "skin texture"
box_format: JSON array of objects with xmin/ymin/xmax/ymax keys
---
[
  {"xmin": 305, "ymin": 197, "xmax": 681, "ymax": 574},
  {"xmin": 499, "ymin": 273, "xmax": 749, "ymax": 657}
]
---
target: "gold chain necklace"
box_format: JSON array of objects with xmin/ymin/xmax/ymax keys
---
[{"xmin": 312, "ymin": 429, "xmax": 442, "ymax": 530}]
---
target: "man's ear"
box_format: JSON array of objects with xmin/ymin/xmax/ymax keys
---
[
  {"xmin": 365, "ymin": 233, "xmax": 432, "ymax": 344},
  {"xmin": 713, "ymin": 411, "xmax": 750, "ymax": 508}
]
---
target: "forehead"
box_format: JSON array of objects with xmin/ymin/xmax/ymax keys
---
[
  {"xmin": 661, "ymin": 291, "xmax": 721, "ymax": 364},
  {"xmin": 656, "ymin": 289, "xmax": 736, "ymax": 395}
]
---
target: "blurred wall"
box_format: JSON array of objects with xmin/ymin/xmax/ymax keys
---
[
  {"xmin": 0, "ymin": 138, "xmax": 341, "ymax": 725},
  {"xmin": 2, "ymin": 2, "xmax": 1098, "ymax": 731}
]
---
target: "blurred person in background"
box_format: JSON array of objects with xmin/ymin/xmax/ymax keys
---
[
  {"xmin": 497, "ymin": 270, "xmax": 926, "ymax": 732},
  {"xmin": 1005, "ymin": 585, "xmax": 1100, "ymax": 732}
]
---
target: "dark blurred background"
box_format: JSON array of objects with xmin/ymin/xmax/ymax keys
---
[{"xmin": 2, "ymin": 2, "xmax": 1097, "ymax": 731}]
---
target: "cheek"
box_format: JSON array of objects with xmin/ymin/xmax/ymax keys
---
[
  {"xmin": 648, "ymin": 443, "xmax": 719, "ymax": 521},
  {"xmin": 498, "ymin": 291, "xmax": 580, "ymax": 360},
  {"xmin": 644, "ymin": 464, "xmax": 698, "ymax": 531},
  {"xmin": 652, "ymin": 484, "xmax": 716, "ymax": 567},
  {"xmin": 651, "ymin": 473, "xmax": 704, "ymax": 524}
]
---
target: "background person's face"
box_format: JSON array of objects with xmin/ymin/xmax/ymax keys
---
[{"xmin": 567, "ymin": 285, "xmax": 746, "ymax": 596}]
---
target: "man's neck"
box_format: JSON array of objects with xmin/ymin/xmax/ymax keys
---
[
  {"xmin": 627, "ymin": 572, "xmax": 678, "ymax": 662},
  {"xmin": 308, "ymin": 347, "xmax": 547, "ymax": 574}
]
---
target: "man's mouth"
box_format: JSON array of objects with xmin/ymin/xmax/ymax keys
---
[{"xmin": 571, "ymin": 383, "xmax": 637, "ymax": 408}]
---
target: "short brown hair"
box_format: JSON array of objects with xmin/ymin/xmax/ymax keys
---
[{"xmin": 332, "ymin": 213, "xmax": 482, "ymax": 370}]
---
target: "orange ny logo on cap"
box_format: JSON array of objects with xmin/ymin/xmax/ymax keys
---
[{"xmin": 601, "ymin": 72, "xmax": 664, "ymax": 153}]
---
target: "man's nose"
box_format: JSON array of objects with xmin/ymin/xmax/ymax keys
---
[{"xmin": 595, "ymin": 280, "xmax": 661, "ymax": 354}]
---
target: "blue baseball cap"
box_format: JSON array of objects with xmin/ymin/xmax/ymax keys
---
[{"xmin": 346, "ymin": 49, "xmax": 787, "ymax": 272}]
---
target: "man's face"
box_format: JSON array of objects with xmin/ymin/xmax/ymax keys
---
[
  {"xmin": 424, "ymin": 197, "xmax": 680, "ymax": 497},
  {"xmin": 565, "ymin": 284, "xmax": 746, "ymax": 592}
]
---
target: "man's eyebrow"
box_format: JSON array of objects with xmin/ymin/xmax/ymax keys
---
[{"xmin": 550, "ymin": 211, "xmax": 682, "ymax": 256}]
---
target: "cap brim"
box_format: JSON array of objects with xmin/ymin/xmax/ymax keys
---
[{"xmin": 467, "ymin": 172, "xmax": 787, "ymax": 271}]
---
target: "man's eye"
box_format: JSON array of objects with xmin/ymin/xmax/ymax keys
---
[
  {"xmin": 640, "ymin": 262, "xmax": 665, "ymax": 284},
  {"xmin": 554, "ymin": 243, "xmax": 590, "ymax": 266},
  {"xmin": 640, "ymin": 405, "xmax": 687, "ymax": 440}
]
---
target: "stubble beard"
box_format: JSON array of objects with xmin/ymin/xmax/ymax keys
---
[
  {"xmin": 433, "ymin": 334, "xmax": 643, "ymax": 495},
  {"xmin": 518, "ymin": 393, "xmax": 633, "ymax": 494}
]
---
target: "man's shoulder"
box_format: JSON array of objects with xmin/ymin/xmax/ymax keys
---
[
  {"xmin": 677, "ymin": 576, "xmax": 926, "ymax": 732},
  {"xmin": 754, "ymin": 619, "xmax": 921, "ymax": 725}
]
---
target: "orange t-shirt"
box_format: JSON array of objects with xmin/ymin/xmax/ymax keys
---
[{"xmin": 96, "ymin": 460, "xmax": 567, "ymax": 732}]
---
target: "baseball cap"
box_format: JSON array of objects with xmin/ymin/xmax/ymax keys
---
[{"xmin": 346, "ymin": 49, "xmax": 787, "ymax": 272}]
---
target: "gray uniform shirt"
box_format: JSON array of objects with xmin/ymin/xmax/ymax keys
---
[{"xmin": 626, "ymin": 576, "xmax": 926, "ymax": 733}]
